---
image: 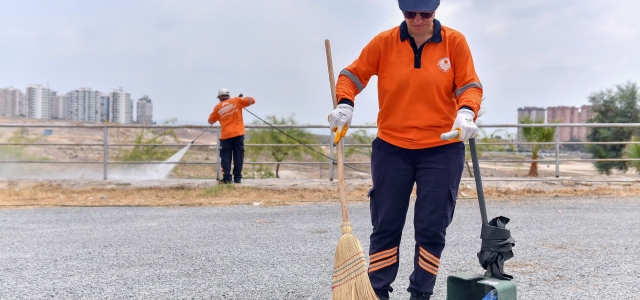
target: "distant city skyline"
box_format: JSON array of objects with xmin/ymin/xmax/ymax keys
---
[{"xmin": 0, "ymin": 84, "xmax": 153, "ymax": 124}]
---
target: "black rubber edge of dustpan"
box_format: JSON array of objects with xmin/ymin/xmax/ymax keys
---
[{"xmin": 469, "ymin": 138, "xmax": 515, "ymax": 281}]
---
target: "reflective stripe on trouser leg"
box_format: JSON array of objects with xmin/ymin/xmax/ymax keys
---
[
  {"xmin": 408, "ymin": 142, "xmax": 465, "ymax": 296},
  {"xmin": 368, "ymin": 137, "xmax": 415, "ymax": 295}
]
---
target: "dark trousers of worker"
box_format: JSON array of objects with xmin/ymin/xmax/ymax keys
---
[
  {"xmin": 367, "ymin": 138, "xmax": 464, "ymax": 297},
  {"xmin": 219, "ymin": 135, "xmax": 244, "ymax": 182}
]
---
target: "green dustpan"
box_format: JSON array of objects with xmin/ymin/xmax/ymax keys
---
[{"xmin": 445, "ymin": 137, "xmax": 517, "ymax": 300}]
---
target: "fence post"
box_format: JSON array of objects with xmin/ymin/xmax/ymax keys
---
[
  {"xmin": 215, "ymin": 128, "xmax": 221, "ymax": 181},
  {"xmin": 103, "ymin": 126, "xmax": 108, "ymax": 180},
  {"xmin": 555, "ymin": 125, "xmax": 560, "ymax": 178},
  {"xmin": 329, "ymin": 130, "xmax": 335, "ymax": 181}
]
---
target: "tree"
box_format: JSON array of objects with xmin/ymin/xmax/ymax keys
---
[
  {"xmin": 520, "ymin": 116, "xmax": 556, "ymax": 177},
  {"xmin": 586, "ymin": 82, "xmax": 640, "ymax": 175},
  {"xmin": 245, "ymin": 115, "xmax": 319, "ymax": 178}
]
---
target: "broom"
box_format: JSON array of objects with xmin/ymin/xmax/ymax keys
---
[{"xmin": 325, "ymin": 39, "xmax": 377, "ymax": 300}]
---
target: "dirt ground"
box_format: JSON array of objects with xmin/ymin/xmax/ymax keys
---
[{"xmin": 2, "ymin": 176, "xmax": 640, "ymax": 208}]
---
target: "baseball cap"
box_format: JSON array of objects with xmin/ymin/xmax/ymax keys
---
[{"xmin": 398, "ymin": 0, "xmax": 440, "ymax": 12}]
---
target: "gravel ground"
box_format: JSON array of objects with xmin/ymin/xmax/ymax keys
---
[{"xmin": 1, "ymin": 197, "xmax": 639, "ymax": 299}]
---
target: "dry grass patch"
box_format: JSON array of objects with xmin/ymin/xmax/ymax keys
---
[
  {"xmin": 460, "ymin": 184, "xmax": 640, "ymax": 199},
  {"xmin": 2, "ymin": 181, "xmax": 640, "ymax": 208},
  {"xmin": 0, "ymin": 183, "xmax": 371, "ymax": 208}
]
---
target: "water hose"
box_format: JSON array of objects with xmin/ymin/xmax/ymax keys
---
[{"xmin": 191, "ymin": 124, "xmax": 213, "ymax": 144}]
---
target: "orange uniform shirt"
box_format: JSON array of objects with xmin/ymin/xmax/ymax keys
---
[
  {"xmin": 336, "ymin": 20, "xmax": 482, "ymax": 149},
  {"xmin": 208, "ymin": 96, "xmax": 256, "ymax": 139}
]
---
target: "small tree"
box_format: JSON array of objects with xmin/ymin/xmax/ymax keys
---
[
  {"xmin": 119, "ymin": 118, "xmax": 180, "ymax": 162},
  {"xmin": 464, "ymin": 98, "xmax": 488, "ymax": 177},
  {"xmin": 245, "ymin": 115, "xmax": 318, "ymax": 178},
  {"xmin": 520, "ymin": 116, "xmax": 556, "ymax": 177},
  {"xmin": 624, "ymin": 137, "xmax": 640, "ymax": 173},
  {"xmin": 344, "ymin": 129, "xmax": 375, "ymax": 158},
  {"xmin": 586, "ymin": 82, "xmax": 640, "ymax": 175},
  {"xmin": 0, "ymin": 128, "xmax": 43, "ymax": 161}
]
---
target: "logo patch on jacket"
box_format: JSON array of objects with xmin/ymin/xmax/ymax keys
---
[{"xmin": 437, "ymin": 57, "xmax": 451, "ymax": 72}]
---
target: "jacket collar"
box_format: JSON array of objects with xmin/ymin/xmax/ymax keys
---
[{"xmin": 400, "ymin": 19, "xmax": 442, "ymax": 43}]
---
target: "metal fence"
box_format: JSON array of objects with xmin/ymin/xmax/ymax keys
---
[{"xmin": 2, "ymin": 123, "xmax": 640, "ymax": 180}]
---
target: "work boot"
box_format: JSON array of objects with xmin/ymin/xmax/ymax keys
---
[
  {"xmin": 219, "ymin": 179, "xmax": 232, "ymax": 184},
  {"xmin": 234, "ymin": 180, "xmax": 241, "ymax": 184},
  {"xmin": 408, "ymin": 293, "xmax": 430, "ymax": 300},
  {"xmin": 375, "ymin": 291, "xmax": 389, "ymax": 300}
]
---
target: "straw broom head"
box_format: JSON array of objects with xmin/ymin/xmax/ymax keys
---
[{"xmin": 332, "ymin": 222, "xmax": 377, "ymax": 300}]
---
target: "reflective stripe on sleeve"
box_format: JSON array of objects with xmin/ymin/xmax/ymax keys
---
[
  {"xmin": 340, "ymin": 69, "xmax": 364, "ymax": 93},
  {"xmin": 455, "ymin": 82, "xmax": 483, "ymax": 98}
]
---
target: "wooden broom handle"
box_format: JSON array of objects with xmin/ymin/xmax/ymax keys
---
[{"xmin": 325, "ymin": 39, "xmax": 349, "ymax": 224}]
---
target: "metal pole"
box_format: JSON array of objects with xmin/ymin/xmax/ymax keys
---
[
  {"xmin": 103, "ymin": 126, "xmax": 108, "ymax": 180},
  {"xmin": 469, "ymin": 138, "xmax": 489, "ymax": 225},
  {"xmin": 329, "ymin": 130, "xmax": 335, "ymax": 181},
  {"xmin": 555, "ymin": 125, "xmax": 560, "ymax": 178},
  {"xmin": 215, "ymin": 128, "xmax": 221, "ymax": 180}
]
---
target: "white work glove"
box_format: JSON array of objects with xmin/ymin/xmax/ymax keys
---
[
  {"xmin": 328, "ymin": 104, "xmax": 353, "ymax": 144},
  {"xmin": 451, "ymin": 108, "xmax": 478, "ymax": 141}
]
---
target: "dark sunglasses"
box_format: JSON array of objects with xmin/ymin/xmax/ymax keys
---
[{"xmin": 403, "ymin": 11, "xmax": 434, "ymax": 19}]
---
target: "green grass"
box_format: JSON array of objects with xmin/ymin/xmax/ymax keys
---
[{"xmin": 201, "ymin": 184, "xmax": 238, "ymax": 197}]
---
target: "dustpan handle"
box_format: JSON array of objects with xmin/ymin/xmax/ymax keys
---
[{"xmin": 469, "ymin": 138, "xmax": 489, "ymax": 226}]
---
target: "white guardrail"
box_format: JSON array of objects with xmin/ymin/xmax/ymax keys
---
[{"xmin": 2, "ymin": 123, "xmax": 640, "ymax": 180}]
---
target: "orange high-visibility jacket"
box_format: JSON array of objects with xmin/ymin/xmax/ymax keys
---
[
  {"xmin": 208, "ymin": 96, "xmax": 256, "ymax": 139},
  {"xmin": 336, "ymin": 20, "xmax": 482, "ymax": 149}
]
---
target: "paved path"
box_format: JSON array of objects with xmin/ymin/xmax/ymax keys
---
[{"xmin": 1, "ymin": 197, "xmax": 639, "ymax": 299}]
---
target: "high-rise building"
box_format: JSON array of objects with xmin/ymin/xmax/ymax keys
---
[
  {"xmin": 66, "ymin": 88, "xmax": 102, "ymax": 122},
  {"xmin": 0, "ymin": 88, "xmax": 10, "ymax": 116},
  {"xmin": 26, "ymin": 84, "xmax": 53, "ymax": 119},
  {"xmin": 516, "ymin": 105, "xmax": 594, "ymax": 142},
  {"xmin": 517, "ymin": 107, "xmax": 546, "ymax": 141},
  {"xmin": 0, "ymin": 87, "xmax": 25, "ymax": 117},
  {"xmin": 109, "ymin": 88, "xmax": 133, "ymax": 124},
  {"xmin": 51, "ymin": 95, "xmax": 66, "ymax": 119},
  {"xmin": 136, "ymin": 95, "xmax": 153, "ymax": 124},
  {"xmin": 547, "ymin": 106, "xmax": 591, "ymax": 142},
  {"xmin": 576, "ymin": 105, "xmax": 595, "ymax": 140},
  {"xmin": 99, "ymin": 94, "xmax": 110, "ymax": 122}
]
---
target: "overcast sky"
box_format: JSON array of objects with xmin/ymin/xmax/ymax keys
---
[{"xmin": 1, "ymin": 0, "xmax": 639, "ymax": 129}]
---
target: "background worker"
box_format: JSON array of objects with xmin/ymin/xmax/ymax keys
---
[
  {"xmin": 328, "ymin": 0, "xmax": 482, "ymax": 299},
  {"xmin": 208, "ymin": 88, "xmax": 256, "ymax": 184}
]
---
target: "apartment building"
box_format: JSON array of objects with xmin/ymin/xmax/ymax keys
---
[
  {"xmin": 109, "ymin": 88, "xmax": 133, "ymax": 124},
  {"xmin": 516, "ymin": 106, "xmax": 546, "ymax": 142},
  {"xmin": 66, "ymin": 88, "xmax": 102, "ymax": 122},
  {"xmin": 100, "ymin": 94, "xmax": 110, "ymax": 122},
  {"xmin": 51, "ymin": 95, "xmax": 66, "ymax": 119},
  {"xmin": 25, "ymin": 84, "xmax": 53, "ymax": 119},
  {"xmin": 136, "ymin": 95, "xmax": 153, "ymax": 124},
  {"xmin": 0, "ymin": 87, "xmax": 25, "ymax": 117},
  {"xmin": 547, "ymin": 106, "xmax": 593, "ymax": 141}
]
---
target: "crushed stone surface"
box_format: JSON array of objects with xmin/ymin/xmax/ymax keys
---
[{"xmin": 1, "ymin": 196, "xmax": 638, "ymax": 299}]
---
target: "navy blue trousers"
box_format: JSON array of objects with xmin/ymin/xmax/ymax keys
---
[
  {"xmin": 367, "ymin": 138, "xmax": 465, "ymax": 297},
  {"xmin": 219, "ymin": 135, "xmax": 244, "ymax": 182}
]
